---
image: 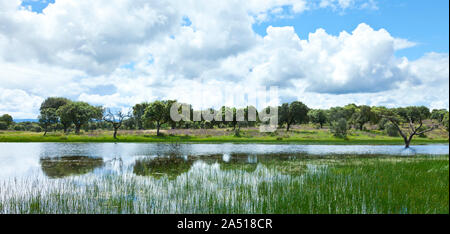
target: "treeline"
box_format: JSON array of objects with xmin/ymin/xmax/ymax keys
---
[{"xmin": 0, "ymin": 97, "xmax": 449, "ymax": 146}]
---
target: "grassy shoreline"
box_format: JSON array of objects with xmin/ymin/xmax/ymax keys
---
[{"xmin": 0, "ymin": 131, "xmax": 448, "ymax": 144}]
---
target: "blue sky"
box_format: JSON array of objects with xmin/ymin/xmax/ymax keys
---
[
  {"xmin": 1, "ymin": 0, "xmax": 448, "ymax": 118},
  {"xmin": 22, "ymin": 0, "xmax": 449, "ymax": 61},
  {"xmin": 253, "ymin": 0, "xmax": 449, "ymax": 60}
]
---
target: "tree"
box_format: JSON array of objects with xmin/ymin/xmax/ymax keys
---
[
  {"xmin": 371, "ymin": 106, "xmax": 389, "ymax": 127},
  {"xmin": 244, "ymin": 105, "xmax": 258, "ymax": 127},
  {"xmin": 144, "ymin": 101, "xmax": 170, "ymax": 136},
  {"xmin": 165, "ymin": 100, "xmax": 179, "ymax": 129},
  {"xmin": 38, "ymin": 108, "xmax": 58, "ymax": 136},
  {"xmin": 350, "ymin": 105, "xmax": 373, "ymax": 130},
  {"xmin": 382, "ymin": 106, "xmax": 437, "ymax": 148},
  {"xmin": 0, "ymin": 121, "xmax": 8, "ymax": 130},
  {"xmin": 40, "ymin": 97, "xmax": 71, "ymax": 133},
  {"xmin": 278, "ymin": 101, "xmax": 309, "ymax": 131},
  {"xmin": 132, "ymin": 102, "xmax": 149, "ymax": 130},
  {"xmin": 430, "ymin": 109, "xmax": 449, "ymax": 123},
  {"xmin": 0, "ymin": 114, "xmax": 13, "ymax": 128},
  {"xmin": 103, "ymin": 109, "xmax": 130, "ymax": 139},
  {"xmin": 443, "ymin": 112, "xmax": 449, "ymax": 133},
  {"xmin": 330, "ymin": 118, "xmax": 348, "ymax": 138},
  {"xmin": 56, "ymin": 107, "xmax": 72, "ymax": 133},
  {"xmin": 328, "ymin": 106, "xmax": 353, "ymax": 123},
  {"xmin": 40, "ymin": 97, "xmax": 71, "ymax": 111},
  {"xmin": 56, "ymin": 102, "xmax": 102, "ymax": 134},
  {"xmin": 308, "ymin": 109, "xmax": 327, "ymax": 128}
]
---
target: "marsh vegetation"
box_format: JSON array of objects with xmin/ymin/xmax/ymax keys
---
[{"xmin": 0, "ymin": 143, "xmax": 448, "ymax": 214}]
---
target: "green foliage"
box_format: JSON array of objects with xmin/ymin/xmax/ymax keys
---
[
  {"xmin": 0, "ymin": 121, "xmax": 8, "ymax": 130},
  {"xmin": 328, "ymin": 106, "xmax": 354, "ymax": 123},
  {"xmin": 278, "ymin": 101, "xmax": 309, "ymax": 131},
  {"xmin": 132, "ymin": 102, "xmax": 150, "ymax": 130},
  {"xmin": 0, "ymin": 114, "xmax": 13, "ymax": 127},
  {"xmin": 40, "ymin": 97, "xmax": 71, "ymax": 111},
  {"xmin": 38, "ymin": 108, "xmax": 59, "ymax": 134},
  {"xmin": 385, "ymin": 123, "xmax": 399, "ymax": 137},
  {"xmin": 56, "ymin": 102, "xmax": 102, "ymax": 134},
  {"xmin": 144, "ymin": 100, "xmax": 172, "ymax": 135},
  {"xmin": 308, "ymin": 109, "xmax": 327, "ymax": 128},
  {"xmin": 395, "ymin": 106, "xmax": 430, "ymax": 122},
  {"xmin": 431, "ymin": 109, "xmax": 449, "ymax": 123},
  {"xmin": 10, "ymin": 121, "xmax": 42, "ymax": 132},
  {"xmin": 443, "ymin": 112, "xmax": 449, "ymax": 132},
  {"xmin": 330, "ymin": 118, "xmax": 348, "ymax": 138},
  {"xmin": 377, "ymin": 118, "xmax": 389, "ymax": 130},
  {"xmin": 350, "ymin": 105, "xmax": 374, "ymax": 130},
  {"xmin": 234, "ymin": 128, "xmax": 241, "ymax": 137}
]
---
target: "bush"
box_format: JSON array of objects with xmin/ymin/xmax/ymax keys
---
[
  {"xmin": 13, "ymin": 124, "xmax": 26, "ymax": 131},
  {"xmin": 32, "ymin": 126, "xmax": 43, "ymax": 132},
  {"xmin": 377, "ymin": 118, "xmax": 389, "ymax": 130},
  {"xmin": 0, "ymin": 121, "xmax": 8, "ymax": 130},
  {"xmin": 418, "ymin": 126, "xmax": 429, "ymax": 138},
  {"xmin": 234, "ymin": 129, "xmax": 241, "ymax": 137},
  {"xmin": 385, "ymin": 123, "xmax": 399, "ymax": 137},
  {"xmin": 330, "ymin": 118, "xmax": 347, "ymax": 138}
]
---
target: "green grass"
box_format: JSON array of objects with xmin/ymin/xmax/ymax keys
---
[
  {"xmin": 0, "ymin": 130, "xmax": 448, "ymax": 145},
  {"xmin": 0, "ymin": 155, "xmax": 448, "ymax": 214}
]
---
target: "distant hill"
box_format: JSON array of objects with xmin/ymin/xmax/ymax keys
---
[{"xmin": 14, "ymin": 119, "xmax": 39, "ymax": 123}]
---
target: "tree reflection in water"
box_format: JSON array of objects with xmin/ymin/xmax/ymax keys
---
[
  {"xmin": 40, "ymin": 156, "xmax": 104, "ymax": 178},
  {"xmin": 133, "ymin": 156, "xmax": 193, "ymax": 180}
]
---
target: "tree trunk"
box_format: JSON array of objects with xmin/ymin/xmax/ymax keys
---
[
  {"xmin": 75, "ymin": 125, "xmax": 81, "ymax": 134},
  {"xmin": 286, "ymin": 123, "xmax": 290, "ymax": 132},
  {"xmin": 319, "ymin": 123, "xmax": 323, "ymax": 129},
  {"xmin": 43, "ymin": 128, "xmax": 47, "ymax": 136},
  {"xmin": 405, "ymin": 141, "xmax": 410, "ymax": 148},
  {"xmin": 156, "ymin": 122, "xmax": 160, "ymax": 136},
  {"xmin": 113, "ymin": 128, "xmax": 118, "ymax": 139}
]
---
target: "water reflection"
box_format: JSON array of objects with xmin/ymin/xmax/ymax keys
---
[
  {"xmin": 133, "ymin": 156, "xmax": 193, "ymax": 180},
  {"xmin": 0, "ymin": 143, "xmax": 447, "ymax": 179},
  {"xmin": 218, "ymin": 154, "xmax": 258, "ymax": 173},
  {"xmin": 40, "ymin": 156, "xmax": 104, "ymax": 178}
]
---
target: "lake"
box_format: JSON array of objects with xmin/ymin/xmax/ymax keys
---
[{"xmin": 0, "ymin": 143, "xmax": 448, "ymax": 214}]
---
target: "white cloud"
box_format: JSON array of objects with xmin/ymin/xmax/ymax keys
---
[
  {"xmin": 0, "ymin": 0, "xmax": 448, "ymax": 119},
  {"xmin": 0, "ymin": 87, "xmax": 44, "ymax": 118},
  {"xmin": 0, "ymin": 0, "xmax": 181, "ymax": 75}
]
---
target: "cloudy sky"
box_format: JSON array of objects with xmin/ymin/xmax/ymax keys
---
[{"xmin": 0, "ymin": 0, "xmax": 448, "ymax": 119}]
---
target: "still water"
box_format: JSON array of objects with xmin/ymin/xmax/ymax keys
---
[
  {"xmin": 0, "ymin": 143, "xmax": 448, "ymax": 179},
  {"xmin": 0, "ymin": 143, "xmax": 448, "ymax": 214}
]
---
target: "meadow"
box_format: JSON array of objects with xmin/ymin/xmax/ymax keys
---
[{"xmin": 0, "ymin": 124, "xmax": 448, "ymax": 145}]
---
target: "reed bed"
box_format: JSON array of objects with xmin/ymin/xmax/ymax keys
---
[{"xmin": 0, "ymin": 155, "xmax": 448, "ymax": 214}]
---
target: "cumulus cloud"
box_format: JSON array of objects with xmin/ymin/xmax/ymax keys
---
[
  {"xmin": 0, "ymin": 0, "xmax": 448, "ymax": 119},
  {"xmin": 0, "ymin": 0, "xmax": 181, "ymax": 75}
]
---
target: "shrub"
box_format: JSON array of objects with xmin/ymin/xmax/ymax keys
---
[
  {"xmin": 32, "ymin": 126, "xmax": 43, "ymax": 132},
  {"xmin": 13, "ymin": 124, "xmax": 26, "ymax": 131},
  {"xmin": 385, "ymin": 123, "xmax": 399, "ymax": 137},
  {"xmin": 418, "ymin": 126, "xmax": 429, "ymax": 138},
  {"xmin": 234, "ymin": 129, "xmax": 241, "ymax": 137},
  {"xmin": 330, "ymin": 118, "xmax": 347, "ymax": 138},
  {"xmin": 377, "ymin": 118, "xmax": 389, "ymax": 130}
]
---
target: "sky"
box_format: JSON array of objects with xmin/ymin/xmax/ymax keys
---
[{"xmin": 0, "ymin": 0, "xmax": 449, "ymax": 119}]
